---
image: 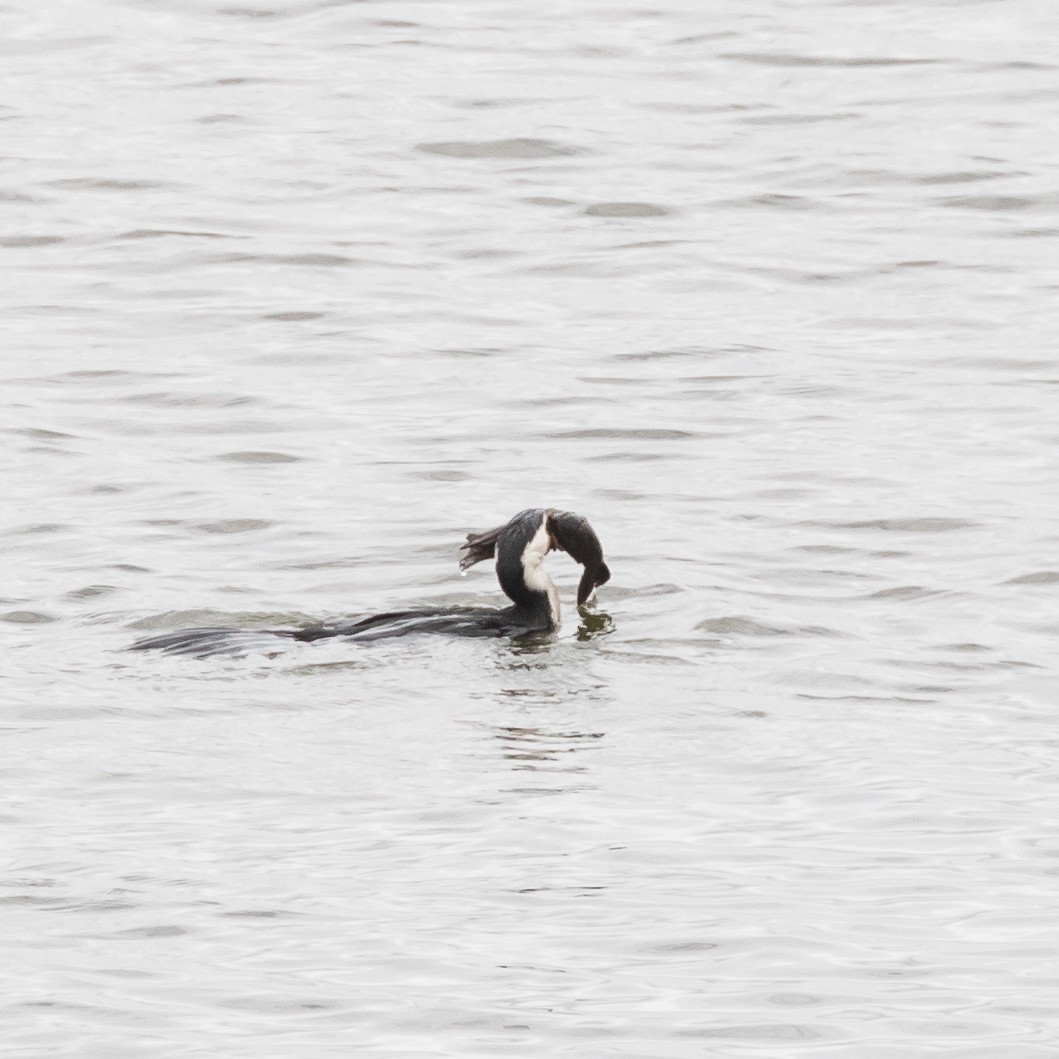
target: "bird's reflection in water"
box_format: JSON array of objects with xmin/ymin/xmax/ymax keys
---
[
  {"xmin": 494, "ymin": 718, "xmax": 605, "ymax": 773},
  {"xmin": 480, "ymin": 682, "xmax": 607, "ymax": 782},
  {"xmin": 480, "ymin": 608, "xmax": 613, "ymax": 783},
  {"xmin": 576, "ymin": 608, "xmax": 614, "ymax": 641},
  {"xmin": 505, "ymin": 607, "xmax": 614, "ymax": 657}
]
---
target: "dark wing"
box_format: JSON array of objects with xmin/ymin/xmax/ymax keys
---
[
  {"xmin": 548, "ymin": 510, "xmax": 611, "ymax": 606},
  {"xmin": 129, "ymin": 626, "xmax": 299, "ymax": 657}
]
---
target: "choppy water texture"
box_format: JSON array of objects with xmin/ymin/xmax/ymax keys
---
[{"xmin": 4, "ymin": 0, "xmax": 1059, "ymax": 1055}]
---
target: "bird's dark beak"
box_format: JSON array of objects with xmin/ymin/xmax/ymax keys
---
[{"xmin": 548, "ymin": 510, "xmax": 611, "ymax": 606}]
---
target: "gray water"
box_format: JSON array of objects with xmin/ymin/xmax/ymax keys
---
[{"xmin": 4, "ymin": 0, "xmax": 1059, "ymax": 1055}]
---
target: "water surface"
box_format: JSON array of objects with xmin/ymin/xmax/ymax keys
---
[{"xmin": 4, "ymin": 0, "xmax": 1059, "ymax": 1055}]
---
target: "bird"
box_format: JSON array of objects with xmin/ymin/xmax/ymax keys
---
[{"xmin": 129, "ymin": 508, "xmax": 610, "ymax": 656}]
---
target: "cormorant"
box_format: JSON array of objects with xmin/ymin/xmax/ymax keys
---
[{"xmin": 129, "ymin": 508, "xmax": 610, "ymax": 656}]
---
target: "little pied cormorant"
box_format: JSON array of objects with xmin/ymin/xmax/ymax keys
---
[{"xmin": 130, "ymin": 508, "xmax": 610, "ymax": 656}]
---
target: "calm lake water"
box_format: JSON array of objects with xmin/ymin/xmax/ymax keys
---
[{"xmin": 4, "ymin": 0, "xmax": 1059, "ymax": 1055}]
